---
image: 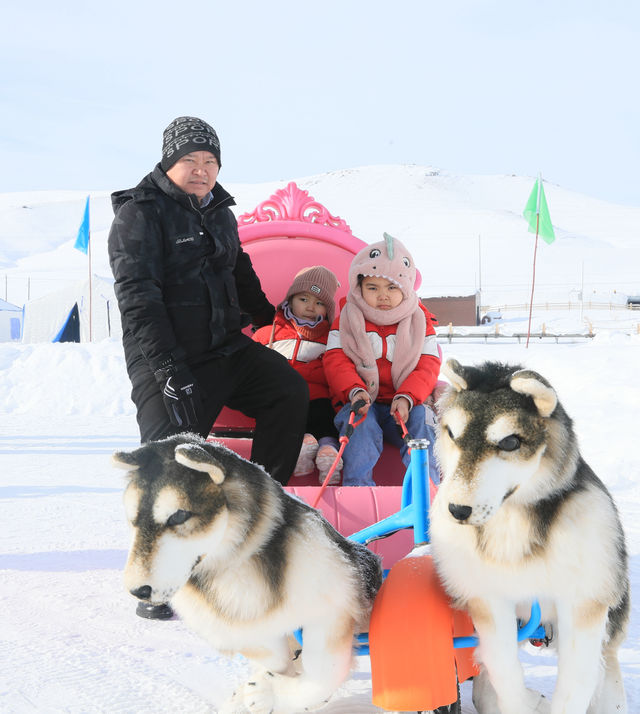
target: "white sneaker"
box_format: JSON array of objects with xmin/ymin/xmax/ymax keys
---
[
  {"xmin": 292, "ymin": 434, "xmax": 318, "ymax": 477},
  {"xmin": 316, "ymin": 445, "xmax": 342, "ymax": 485}
]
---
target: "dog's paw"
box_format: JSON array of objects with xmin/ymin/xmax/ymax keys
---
[
  {"xmin": 218, "ymin": 688, "xmax": 251, "ymax": 714},
  {"xmin": 217, "ymin": 692, "xmax": 248, "ymax": 714},
  {"xmin": 472, "ymin": 672, "xmax": 549, "ymax": 714},
  {"xmin": 225, "ymin": 673, "xmax": 276, "ymax": 714},
  {"xmin": 525, "ymin": 688, "xmax": 550, "ymax": 713}
]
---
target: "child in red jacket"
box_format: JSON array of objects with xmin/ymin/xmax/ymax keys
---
[
  {"xmin": 253, "ymin": 266, "xmax": 343, "ymax": 483},
  {"xmin": 323, "ymin": 233, "xmax": 441, "ymax": 486}
]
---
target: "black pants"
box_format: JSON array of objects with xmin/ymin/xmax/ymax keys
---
[
  {"xmin": 129, "ymin": 341, "xmax": 309, "ymax": 485},
  {"xmin": 307, "ymin": 398, "xmax": 339, "ymax": 442}
]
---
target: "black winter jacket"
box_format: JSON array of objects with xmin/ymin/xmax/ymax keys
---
[{"xmin": 108, "ymin": 165, "xmax": 274, "ymax": 374}]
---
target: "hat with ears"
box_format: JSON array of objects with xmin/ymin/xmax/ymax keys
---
[
  {"xmin": 161, "ymin": 116, "xmax": 221, "ymax": 171},
  {"xmin": 285, "ymin": 266, "xmax": 340, "ymax": 325},
  {"xmin": 348, "ymin": 232, "xmax": 417, "ymax": 302}
]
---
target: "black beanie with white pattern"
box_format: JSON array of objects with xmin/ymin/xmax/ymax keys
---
[{"xmin": 161, "ymin": 116, "xmax": 221, "ymax": 171}]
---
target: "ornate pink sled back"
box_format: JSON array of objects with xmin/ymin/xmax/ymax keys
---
[{"xmin": 236, "ymin": 181, "xmax": 366, "ymax": 307}]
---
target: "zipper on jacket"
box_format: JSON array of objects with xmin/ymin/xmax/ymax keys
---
[
  {"xmin": 187, "ymin": 194, "xmax": 204, "ymax": 215},
  {"xmin": 188, "ymin": 195, "xmax": 234, "ymax": 228}
]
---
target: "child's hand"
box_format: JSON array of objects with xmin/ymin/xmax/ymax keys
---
[
  {"xmin": 390, "ymin": 396, "xmax": 410, "ymax": 424},
  {"xmin": 351, "ymin": 390, "xmax": 371, "ymax": 416},
  {"xmin": 425, "ymin": 381, "xmax": 447, "ymax": 412}
]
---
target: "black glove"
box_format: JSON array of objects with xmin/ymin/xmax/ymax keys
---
[
  {"xmin": 154, "ymin": 363, "xmax": 202, "ymax": 429},
  {"xmin": 250, "ymin": 304, "xmax": 276, "ymax": 329}
]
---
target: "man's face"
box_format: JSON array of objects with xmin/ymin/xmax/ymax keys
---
[{"xmin": 166, "ymin": 151, "xmax": 219, "ymax": 200}]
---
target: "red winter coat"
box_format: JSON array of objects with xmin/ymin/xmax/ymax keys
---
[
  {"xmin": 253, "ymin": 310, "xmax": 330, "ymax": 401},
  {"xmin": 323, "ymin": 302, "xmax": 440, "ymax": 409}
]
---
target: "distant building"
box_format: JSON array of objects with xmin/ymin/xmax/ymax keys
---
[
  {"xmin": 421, "ymin": 293, "xmax": 480, "ymax": 327},
  {"xmin": 0, "ymin": 299, "xmax": 22, "ymax": 341},
  {"xmin": 21, "ymin": 276, "xmax": 121, "ymax": 343}
]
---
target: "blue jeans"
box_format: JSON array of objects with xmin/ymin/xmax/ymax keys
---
[{"xmin": 334, "ymin": 402, "xmax": 438, "ymax": 486}]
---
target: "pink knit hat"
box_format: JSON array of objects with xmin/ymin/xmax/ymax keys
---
[{"xmin": 285, "ymin": 266, "xmax": 340, "ymax": 324}]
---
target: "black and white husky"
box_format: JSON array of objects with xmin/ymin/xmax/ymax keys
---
[
  {"xmin": 113, "ymin": 433, "xmax": 382, "ymax": 714},
  {"xmin": 430, "ymin": 360, "xmax": 629, "ymax": 714}
]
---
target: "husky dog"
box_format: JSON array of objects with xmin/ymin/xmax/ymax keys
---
[
  {"xmin": 113, "ymin": 433, "xmax": 382, "ymax": 714},
  {"xmin": 430, "ymin": 360, "xmax": 629, "ymax": 714}
]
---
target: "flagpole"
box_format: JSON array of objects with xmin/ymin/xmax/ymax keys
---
[
  {"xmin": 526, "ymin": 219, "xmax": 540, "ymax": 348},
  {"xmin": 73, "ymin": 195, "xmax": 92, "ymax": 341},
  {"xmin": 526, "ymin": 174, "xmax": 543, "ymax": 348},
  {"xmin": 87, "ymin": 197, "xmax": 92, "ymax": 342}
]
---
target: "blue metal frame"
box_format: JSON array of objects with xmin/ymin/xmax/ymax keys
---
[{"xmin": 349, "ymin": 439, "xmax": 431, "ymax": 548}]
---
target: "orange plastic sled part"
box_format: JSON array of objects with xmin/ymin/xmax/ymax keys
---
[{"xmin": 369, "ymin": 554, "xmax": 479, "ymax": 711}]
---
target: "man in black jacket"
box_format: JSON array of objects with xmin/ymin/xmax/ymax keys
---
[{"xmin": 109, "ymin": 117, "xmax": 309, "ymax": 617}]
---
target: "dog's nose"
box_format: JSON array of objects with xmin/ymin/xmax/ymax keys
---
[
  {"xmin": 449, "ymin": 503, "xmax": 472, "ymax": 522},
  {"xmin": 130, "ymin": 585, "xmax": 152, "ymax": 600}
]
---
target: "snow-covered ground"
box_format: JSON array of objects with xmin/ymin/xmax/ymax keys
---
[
  {"xmin": 1, "ymin": 168, "xmax": 639, "ymax": 712},
  {"xmin": 1, "ymin": 333, "xmax": 638, "ymax": 713}
]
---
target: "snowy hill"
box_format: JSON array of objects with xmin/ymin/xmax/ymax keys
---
[{"xmin": 2, "ymin": 165, "xmax": 639, "ymax": 308}]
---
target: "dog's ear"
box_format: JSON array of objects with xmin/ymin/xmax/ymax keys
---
[
  {"xmin": 510, "ymin": 369, "xmax": 557, "ymax": 418},
  {"xmin": 174, "ymin": 444, "xmax": 225, "ymax": 485},
  {"xmin": 112, "ymin": 450, "xmax": 141, "ymax": 471},
  {"xmin": 442, "ymin": 358, "xmax": 469, "ymax": 392}
]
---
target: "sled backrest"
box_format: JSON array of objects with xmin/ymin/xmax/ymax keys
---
[{"xmin": 237, "ymin": 182, "xmax": 366, "ymax": 307}]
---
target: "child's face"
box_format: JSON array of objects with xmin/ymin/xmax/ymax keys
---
[
  {"xmin": 290, "ymin": 292, "xmax": 328, "ymax": 321},
  {"xmin": 360, "ymin": 276, "xmax": 404, "ymax": 311}
]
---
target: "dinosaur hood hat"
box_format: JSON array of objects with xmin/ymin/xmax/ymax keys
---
[
  {"xmin": 340, "ymin": 233, "xmax": 426, "ymax": 400},
  {"xmin": 347, "ymin": 232, "xmax": 418, "ymax": 322}
]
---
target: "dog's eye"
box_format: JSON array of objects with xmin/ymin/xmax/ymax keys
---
[
  {"xmin": 167, "ymin": 509, "xmax": 192, "ymax": 526},
  {"xmin": 445, "ymin": 425, "xmax": 454, "ymax": 440},
  {"xmin": 498, "ymin": 435, "xmax": 521, "ymax": 452}
]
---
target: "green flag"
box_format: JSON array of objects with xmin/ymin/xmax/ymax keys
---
[{"xmin": 523, "ymin": 177, "xmax": 555, "ymax": 244}]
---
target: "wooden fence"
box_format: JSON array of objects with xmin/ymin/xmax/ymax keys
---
[{"xmin": 481, "ymin": 301, "xmax": 640, "ymax": 313}]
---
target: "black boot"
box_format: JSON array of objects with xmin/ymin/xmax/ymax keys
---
[{"xmin": 136, "ymin": 602, "xmax": 174, "ymax": 620}]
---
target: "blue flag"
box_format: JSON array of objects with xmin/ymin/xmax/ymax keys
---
[{"xmin": 74, "ymin": 196, "xmax": 90, "ymax": 254}]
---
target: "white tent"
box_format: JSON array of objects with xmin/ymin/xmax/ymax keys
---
[
  {"xmin": 0, "ymin": 298, "xmax": 22, "ymax": 342},
  {"xmin": 21, "ymin": 275, "xmax": 122, "ymax": 343}
]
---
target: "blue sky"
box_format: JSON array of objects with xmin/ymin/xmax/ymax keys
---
[{"xmin": 2, "ymin": 0, "xmax": 639, "ymax": 206}]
